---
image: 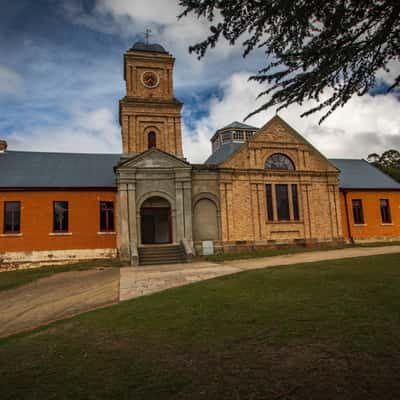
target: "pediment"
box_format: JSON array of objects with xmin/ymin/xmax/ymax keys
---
[
  {"xmin": 116, "ymin": 148, "xmax": 190, "ymax": 170},
  {"xmin": 220, "ymin": 116, "xmax": 338, "ymax": 172}
]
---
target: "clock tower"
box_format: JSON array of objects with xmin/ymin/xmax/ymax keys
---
[{"xmin": 119, "ymin": 42, "xmax": 184, "ymax": 156}]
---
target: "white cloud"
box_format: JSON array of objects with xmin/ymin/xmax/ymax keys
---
[
  {"xmin": 376, "ymin": 60, "xmax": 400, "ymax": 87},
  {"xmin": 0, "ymin": 65, "xmax": 24, "ymax": 96},
  {"xmin": 64, "ymin": 0, "xmax": 245, "ymax": 89},
  {"xmin": 183, "ymin": 72, "xmax": 400, "ymax": 163},
  {"xmin": 7, "ymin": 108, "xmax": 121, "ymax": 153}
]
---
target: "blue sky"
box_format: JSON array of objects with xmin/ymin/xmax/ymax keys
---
[{"xmin": 1, "ymin": 0, "xmax": 399, "ymax": 162}]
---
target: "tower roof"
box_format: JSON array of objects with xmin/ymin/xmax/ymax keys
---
[
  {"xmin": 218, "ymin": 121, "xmax": 258, "ymax": 131},
  {"xmin": 129, "ymin": 42, "xmax": 169, "ymax": 54}
]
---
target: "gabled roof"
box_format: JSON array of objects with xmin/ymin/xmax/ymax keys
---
[
  {"xmin": 116, "ymin": 147, "xmax": 190, "ymax": 169},
  {"xmin": 0, "ymin": 151, "xmax": 121, "ymax": 189},
  {"xmin": 213, "ymin": 115, "xmax": 338, "ymax": 171},
  {"xmin": 329, "ymin": 159, "xmax": 400, "ymax": 190},
  {"xmin": 205, "ymin": 142, "xmax": 243, "ymax": 164}
]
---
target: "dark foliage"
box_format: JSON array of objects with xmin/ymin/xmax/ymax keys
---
[
  {"xmin": 179, "ymin": 0, "xmax": 400, "ymax": 123},
  {"xmin": 367, "ymin": 149, "xmax": 400, "ymax": 182}
]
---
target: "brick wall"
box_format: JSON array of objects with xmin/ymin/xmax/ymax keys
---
[
  {"xmin": 340, "ymin": 190, "xmax": 400, "ymax": 241},
  {"xmin": 0, "ymin": 191, "xmax": 117, "ymax": 253}
]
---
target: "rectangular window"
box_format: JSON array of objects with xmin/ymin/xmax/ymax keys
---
[
  {"xmin": 380, "ymin": 199, "xmax": 391, "ymax": 223},
  {"xmin": 276, "ymin": 184, "xmax": 290, "ymax": 220},
  {"xmin": 352, "ymin": 199, "xmax": 364, "ymax": 225},
  {"xmin": 100, "ymin": 201, "xmax": 115, "ymax": 232},
  {"xmin": 53, "ymin": 201, "xmax": 68, "ymax": 232},
  {"xmin": 221, "ymin": 132, "xmax": 231, "ymax": 142},
  {"xmin": 4, "ymin": 201, "xmax": 21, "ymax": 233},
  {"xmin": 292, "ymin": 184, "xmax": 300, "ymax": 221},
  {"xmin": 233, "ymin": 131, "xmax": 244, "ymax": 141},
  {"xmin": 265, "ymin": 184, "xmax": 274, "ymax": 221}
]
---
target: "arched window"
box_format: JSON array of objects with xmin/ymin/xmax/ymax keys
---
[
  {"xmin": 148, "ymin": 131, "xmax": 156, "ymax": 149},
  {"xmin": 265, "ymin": 153, "xmax": 295, "ymax": 170}
]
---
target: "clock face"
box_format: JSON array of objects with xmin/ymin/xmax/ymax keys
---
[{"xmin": 141, "ymin": 71, "xmax": 159, "ymax": 88}]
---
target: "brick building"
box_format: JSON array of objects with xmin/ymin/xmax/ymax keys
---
[{"xmin": 1, "ymin": 43, "xmax": 399, "ymax": 265}]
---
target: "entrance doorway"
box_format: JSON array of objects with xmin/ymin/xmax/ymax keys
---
[{"xmin": 140, "ymin": 196, "xmax": 172, "ymax": 244}]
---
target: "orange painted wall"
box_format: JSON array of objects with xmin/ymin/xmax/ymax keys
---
[
  {"xmin": 0, "ymin": 191, "xmax": 117, "ymax": 252},
  {"xmin": 339, "ymin": 190, "xmax": 400, "ymax": 240}
]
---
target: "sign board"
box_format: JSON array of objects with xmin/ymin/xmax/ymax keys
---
[{"xmin": 202, "ymin": 240, "xmax": 214, "ymax": 256}]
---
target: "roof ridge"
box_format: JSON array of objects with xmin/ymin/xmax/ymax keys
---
[{"xmin": 5, "ymin": 150, "xmax": 122, "ymax": 156}]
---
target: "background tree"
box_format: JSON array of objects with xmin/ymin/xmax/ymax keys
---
[
  {"xmin": 179, "ymin": 0, "xmax": 400, "ymax": 122},
  {"xmin": 368, "ymin": 149, "xmax": 400, "ymax": 182}
]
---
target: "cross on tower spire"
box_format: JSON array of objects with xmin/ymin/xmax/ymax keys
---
[{"xmin": 144, "ymin": 28, "xmax": 152, "ymax": 44}]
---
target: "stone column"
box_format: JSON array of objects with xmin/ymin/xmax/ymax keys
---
[
  {"xmin": 175, "ymin": 180, "xmax": 185, "ymax": 242},
  {"xmin": 118, "ymin": 183, "xmax": 130, "ymax": 260},
  {"xmin": 183, "ymin": 180, "xmax": 193, "ymax": 244},
  {"xmin": 127, "ymin": 182, "xmax": 138, "ymax": 265}
]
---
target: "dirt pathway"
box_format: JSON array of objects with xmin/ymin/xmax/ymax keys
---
[
  {"xmin": 120, "ymin": 245, "xmax": 400, "ymax": 300},
  {"xmin": 0, "ymin": 268, "xmax": 119, "ymax": 338}
]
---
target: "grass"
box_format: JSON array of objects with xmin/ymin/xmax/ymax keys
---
[
  {"xmin": 1, "ymin": 253, "xmax": 400, "ymax": 399},
  {"xmin": 0, "ymin": 259, "xmax": 125, "ymax": 292},
  {"xmin": 1, "ymin": 241, "xmax": 399, "ymax": 293},
  {"xmin": 205, "ymin": 240, "xmax": 400, "ymax": 262}
]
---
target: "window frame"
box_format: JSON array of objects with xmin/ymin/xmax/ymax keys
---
[
  {"xmin": 148, "ymin": 131, "xmax": 156, "ymax": 149},
  {"xmin": 53, "ymin": 201, "xmax": 69, "ymax": 233},
  {"xmin": 352, "ymin": 199, "xmax": 365, "ymax": 225},
  {"xmin": 292, "ymin": 184, "xmax": 300, "ymax": 221},
  {"xmin": 265, "ymin": 153, "xmax": 295, "ymax": 171},
  {"xmin": 3, "ymin": 201, "xmax": 21, "ymax": 234},
  {"xmin": 100, "ymin": 201, "xmax": 115, "ymax": 232},
  {"xmin": 276, "ymin": 184, "xmax": 290, "ymax": 221},
  {"xmin": 265, "ymin": 184, "xmax": 274, "ymax": 221},
  {"xmin": 380, "ymin": 199, "xmax": 392, "ymax": 224}
]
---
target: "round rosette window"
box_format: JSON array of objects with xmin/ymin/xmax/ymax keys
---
[{"xmin": 141, "ymin": 71, "xmax": 160, "ymax": 88}]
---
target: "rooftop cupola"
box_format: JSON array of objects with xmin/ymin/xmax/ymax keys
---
[{"xmin": 210, "ymin": 121, "xmax": 258, "ymax": 153}]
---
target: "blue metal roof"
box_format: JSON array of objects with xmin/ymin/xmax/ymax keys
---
[
  {"xmin": 0, "ymin": 151, "xmax": 398, "ymax": 191},
  {"xmin": 0, "ymin": 151, "xmax": 120, "ymax": 189},
  {"xmin": 204, "ymin": 142, "xmax": 243, "ymax": 164},
  {"xmin": 219, "ymin": 121, "xmax": 258, "ymax": 131},
  {"xmin": 329, "ymin": 159, "xmax": 400, "ymax": 190}
]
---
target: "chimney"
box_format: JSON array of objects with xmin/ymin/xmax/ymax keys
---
[{"xmin": 0, "ymin": 140, "xmax": 7, "ymax": 153}]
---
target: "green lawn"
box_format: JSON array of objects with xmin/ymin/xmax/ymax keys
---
[
  {"xmin": 0, "ymin": 259, "xmax": 125, "ymax": 292},
  {"xmin": 205, "ymin": 241, "xmax": 400, "ymax": 262},
  {"xmin": 1, "ymin": 253, "xmax": 400, "ymax": 399},
  {"xmin": 2, "ymin": 242, "xmax": 399, "ymax": 293}
]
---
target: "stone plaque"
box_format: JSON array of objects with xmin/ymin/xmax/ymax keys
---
[{"xmin": 202, "ymin": 240, "xmax": 214, "ymax": 256}]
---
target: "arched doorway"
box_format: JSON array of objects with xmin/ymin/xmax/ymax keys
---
[
  {"xmin": 140, "ymin": 196, "xmax": 172, "ymax": 244},
  {"xmin": 148, "ymin": 131, "xmax": 156, "ymax": 149},
  {"xmin": 193, "ymin": 198, "xmax": 219, "ymax": 241}
]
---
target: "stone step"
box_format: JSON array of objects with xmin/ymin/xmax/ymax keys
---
[
  {"xmin": 140, "ymin": 254, "xmax": 185, "ymax": 262},
  {"xmin": 138, "ymin": 245, "xmax": 186, "ymax": 266},
  {"xmin": 140, "ymin": 259, "xmax": 187, "ymax": 266},
  {"xmin": 139, "ymin": 248, "xmax": 183, "ymax": 254}
]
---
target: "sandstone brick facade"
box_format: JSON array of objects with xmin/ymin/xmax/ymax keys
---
[
  {"xmin": 120, "ymin": 49, "xmax": 183, "ymax": 156},
  {"xmin": 217, "ymin": 117, "xmax": 343, "ymax": 247}
]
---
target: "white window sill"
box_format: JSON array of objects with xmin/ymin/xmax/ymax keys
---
[
  {"xmin": 1, "ymin": 233, "xmax": 22, "ymax": 237},
  {"xmin": 381, "ymin": 223, "xmax": 394, "ymax": 226},
  {"xmin": 49, "ymin": 232, "xmax": 72, "ymax": 236},
  {"xmin": 97, "ymin": 231, "xmax": 116, "ymax": 235},
  {"xmin": 353, "ymin": 224, "xmax": 367, "ymax": 227}
]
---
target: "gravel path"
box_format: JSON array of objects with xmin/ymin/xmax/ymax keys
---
[
  {"xmin": 120, "ymin": 245, "xmax": 400, "ymax": 300},
  {"xmin": 0, "ymin": 268, "xmax": 119, "ymax": 338}
]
